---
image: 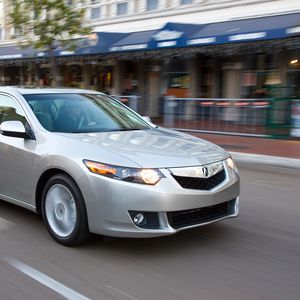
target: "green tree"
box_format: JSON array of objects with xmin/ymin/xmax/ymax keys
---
[{"xmin": 10, "ymin": 0, "xmax": 91, "ymax": 86}]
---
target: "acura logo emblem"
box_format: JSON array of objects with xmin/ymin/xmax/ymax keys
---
[{"xmin": 202, "ymin": 167, "xmax": 209, "ymax": 177}]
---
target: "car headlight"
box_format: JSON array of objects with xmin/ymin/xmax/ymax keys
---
[
  {"xmin": 226, "ymin": 157, "xmax": 238, "ymax": 173},
  {"xmin": 83, "ymin": 160, "xmax": 163, "ymax": 185}
]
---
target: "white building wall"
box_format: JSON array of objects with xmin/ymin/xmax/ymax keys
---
[
  {"xmin": 87, "ymin": 0, "xmax": 300, "ymax": 32},
  {"xmin": 1, "ymin": 0, "xmax": 300, "ymax": 41}
]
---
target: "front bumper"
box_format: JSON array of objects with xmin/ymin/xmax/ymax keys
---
[{"xmin": 79, "ymin": 161, "xmax": 240, "ymax": 238}]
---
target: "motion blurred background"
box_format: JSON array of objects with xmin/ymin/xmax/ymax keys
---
[{"xmin": 1, "ymin": 0, "xmax": 300, "ymax": 139}]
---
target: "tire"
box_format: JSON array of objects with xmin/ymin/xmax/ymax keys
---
[{"xmin": 41, "ymin": 173, "xmax": 90, "ymax": 246}]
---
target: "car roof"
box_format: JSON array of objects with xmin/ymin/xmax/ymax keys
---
[{"xmin": 0, "ymin": 86, "xmax": 104, "ymax": 95}]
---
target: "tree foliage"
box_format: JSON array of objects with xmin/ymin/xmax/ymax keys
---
[{"xmin": 10, "ymin": 0, "xmax": 91, "ymax": 51}]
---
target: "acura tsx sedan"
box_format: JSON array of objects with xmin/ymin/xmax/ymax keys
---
[{"xmin": 0, "ymin": 87, "xmax": 239, "ymax": 246}]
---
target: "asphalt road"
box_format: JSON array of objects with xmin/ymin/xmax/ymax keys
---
[{"xmin": 0, "ymin": 163, "xmax": 299, "ymax": 300}]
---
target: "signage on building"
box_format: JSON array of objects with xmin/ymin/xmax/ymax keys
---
[
  {"xmin": 153, "ymin": 30, "xmax": 183, "ymax": 41},
  {"xmin": 157, "ymin": 41, "xmax": 177, "ymax": 48},
  {"xmin": 229, "ymin": 32, "xmax": 267, "ymax": 41},
  {"xmin": 187, "ymin": 37, "xmax": 216, "ymax": 45},
  {"xmin": 59, "ymin": 50, "xmax": 75, "ymax": 56},
  {"xmin": 0, "ymin": 54, "xmax": 23, "ymax": 59},
  {"xmin": 286, "ymin": 26, "xmax": 300, "ymax": 35},
  {"xmin": 37, "ymin": 52, "xmax": 45, "ymax": 57},
  {"xmin": 109, "ymin": 44, "xmax": 148, "ymax": 52}
]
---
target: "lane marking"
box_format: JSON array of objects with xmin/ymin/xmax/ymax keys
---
[
  {"xmin": 0, "ymin": 217, "xmax": 14, "ymax": 231},
  {"xmin": 105, "ymin": 285, "xmax": 139, "ymax": 300},
  {"xmin": 4, "ymin": 258, "xmax": 90, "ymax": 300}
]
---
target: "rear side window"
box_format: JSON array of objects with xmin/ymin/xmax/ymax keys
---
[{"xmin": 0, "ymin": 94, "xmax": 27, "ymax": 126}]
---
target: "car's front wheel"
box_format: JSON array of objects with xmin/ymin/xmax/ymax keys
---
[{"xmin": 41, "ymin": 174, "xmax": 90, "ymax": 246}]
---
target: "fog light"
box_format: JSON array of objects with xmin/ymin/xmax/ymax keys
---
[
  {"xmin": 129, "ymin": 211, "xmax": 160, "ymax": 229},
  {"xmin": 133, "ymin": 213, "xmax": 145, "ymax": 225}
]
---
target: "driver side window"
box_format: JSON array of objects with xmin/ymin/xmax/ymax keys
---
[{"xmin": 0, "ymin": 94, "xmax": 27, "ymax": 126}]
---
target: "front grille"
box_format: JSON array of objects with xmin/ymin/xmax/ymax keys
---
[
  {"xmin": 172, "ymin": 169, "xmax": 226, "ymax": 190},
  {"xmin": 167, "ymin": 199, "xmax": 235, "ymax": 229}
]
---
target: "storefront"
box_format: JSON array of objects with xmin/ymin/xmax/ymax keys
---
[{"xmin": 1, "ymin": 13, "xmax": 300, "ymax": 103}]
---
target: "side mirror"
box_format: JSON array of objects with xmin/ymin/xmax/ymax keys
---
[{"xmin": 0, "ymin": 121, "xmax": 32, "ymax": 139}]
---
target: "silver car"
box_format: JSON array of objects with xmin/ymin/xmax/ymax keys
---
[{"xmin": 0, "ymin": 87, "xmax": 239, "ymax": 246}]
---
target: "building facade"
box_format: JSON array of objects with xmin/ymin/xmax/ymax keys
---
[{"xmin": 1, "ymin": 0, "xmax": 300, "ymax": 119}]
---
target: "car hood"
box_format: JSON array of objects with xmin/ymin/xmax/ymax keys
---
[{"xmin": 56, "ymin": 128, "xmax": 229, "ymax": 168}]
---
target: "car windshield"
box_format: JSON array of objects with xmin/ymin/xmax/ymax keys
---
[{"xmin": 23, "ymin": 93, "xmax": 151, "ymax": 133}]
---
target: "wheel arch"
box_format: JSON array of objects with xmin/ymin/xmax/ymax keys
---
[{"xmin": 35, "ymin": 168, "xmax": 73, "ymax": 215}]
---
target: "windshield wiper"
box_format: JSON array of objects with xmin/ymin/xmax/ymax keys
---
[
  {"xmin": 105, "ymin": 128, "xmax": 145, "ymax": 132},
  {"xmin": 118, "ymin": 128, "xmax": 143, "ymax": 131}
]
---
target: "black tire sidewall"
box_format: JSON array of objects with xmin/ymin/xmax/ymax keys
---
[{"xmin": 41, "ymin": 173, "xmax": 89, "ymax": 246}]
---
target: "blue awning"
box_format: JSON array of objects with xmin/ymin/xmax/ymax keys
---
[
  {"xmin": 1, "ymin": 13, "xmax": 300, "ymax": 60},
  {"xmin": 108, "ymin": 29, "xmax": 158, "ymax": 52},
  {"xmin": 108, "ymin": 22, "xmax": 203, "ymax": 52},
  {"xmin": 0, "ymin": 32, "xmax": 128, "ymax": 60},
  {"xmin": 55, "ymin": 32, "xmax": 128, "ymax": 57},
  {"xmin": 0, "ymin": 45, "xmax": 37, "ymax": 60},
  {"xmin": 187, "ymin": 13, "xmax": 300, "ymax": 46}
]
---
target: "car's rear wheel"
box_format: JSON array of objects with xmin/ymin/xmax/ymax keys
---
[{"xmin": 41, "ymin": 174, "xmax": 90, "ymax": 246}]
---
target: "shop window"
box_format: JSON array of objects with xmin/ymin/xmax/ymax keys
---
[
  {"xmin": 117, "ymin": 2, "xmax": 128, "ymax": 15},
  {"xmin": 168, "ymin": 73, "xmax": 189, "ymax": 89},
  {"xmin": 66, "ymin": 65, "xmax": 83, "ymax": 88},
  {"xmin": 146, "ymin": 0, "xmax": 158, "ymax": 11},
  {"xmin": 91, "ymin": 7, "xmax": 101, "ymax": 19},
  {"xmin": 166, "ymin": 73, "xmax": 190, "ymax": 98}
]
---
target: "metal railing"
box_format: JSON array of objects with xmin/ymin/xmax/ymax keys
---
[
  {"xmin": 162, "ymin": 96, "xmax": 274, "ymax": 137},
  {"xmin": 112, "ymin": 94, "xmax": 296, "ymax": 138}
]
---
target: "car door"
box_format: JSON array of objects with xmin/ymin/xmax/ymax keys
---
[{"xmin": 0, "ymin": 94, "xmax": 36, "ymax": 207}]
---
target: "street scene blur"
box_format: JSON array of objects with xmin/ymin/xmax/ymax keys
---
[{"xmin": 0, "ymin": 0, "xmax": 300, "ymax": 299}]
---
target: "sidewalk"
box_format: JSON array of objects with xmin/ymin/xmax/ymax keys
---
[{"xmin": 190, "ymin": 132, "xmax": 300, "ymax": 169}]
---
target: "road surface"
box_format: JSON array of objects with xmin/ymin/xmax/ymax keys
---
[{"xmin": 0, "ymin": 163, "xmax": 299, "ymax": 300}]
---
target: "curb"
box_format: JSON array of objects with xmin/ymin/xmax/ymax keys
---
[{"xmin": 230, "ymin": 152, "xmax": 300, "ymax": 170}]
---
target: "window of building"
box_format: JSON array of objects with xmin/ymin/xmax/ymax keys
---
[
  {"xmin": 0, "ymin": 28, "xmax": 3, "ymax": 40},
  {"xmin": 117, "ymin": 2, "xmax": 128, "ymax": 15},
  {"xmin": 180, "ymin": 0, "xmax": 193, "ymax": 5},
  {"xmin": 91, "ymin": 0, "xmax": 100, "ymax": 4},
  {"xmin": 146, "ymin": 0, "xmax": 158, "ymax": 11},
  {"xmin": 91, "ymin": 7, "xmax": 101, "ymax": 19}
]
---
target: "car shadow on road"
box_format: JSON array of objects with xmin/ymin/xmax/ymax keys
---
[
  {"xmin": 0, "ymin": 200, "xmax": 237, "ymax": 257},
  {"xmin": 80, "ymin": 221, "xmax": 237, "ymax": 259}
]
